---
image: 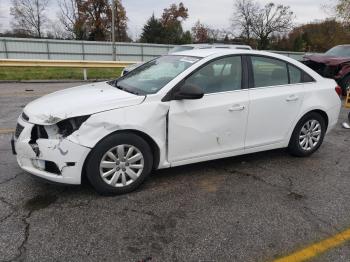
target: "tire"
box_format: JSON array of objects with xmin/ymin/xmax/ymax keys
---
[
  {"xmin": 86, "ymin": 132, "xmax": 153, "ymax": 195},
  {"xmin": 340, "ymin": 75, "xmax": 350, "ymax": 96},
  {"xmin": 288, "ymin": 112, "xmax": 326, "ymax": 157}
]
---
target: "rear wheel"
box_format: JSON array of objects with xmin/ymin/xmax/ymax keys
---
[
  {"xmin": 86, "ymin": 133, "xmax": 153, "ymax": 195},
  {"xmin": 288, "ymin": 112, "xmax": 326, "ymax": 157}
]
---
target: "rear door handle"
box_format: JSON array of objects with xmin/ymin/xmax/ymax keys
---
[
  {"xmin": 286, "ymin": 95, "xmax": 299, "ymax": 102},
  {"xmin": 229, "ymin": 105, "xmax": 245, "ymax": 112}
]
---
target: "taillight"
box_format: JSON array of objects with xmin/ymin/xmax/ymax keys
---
[{"xmin": 335, "ymin": 86, "xmax": 342, "ymax": 97}]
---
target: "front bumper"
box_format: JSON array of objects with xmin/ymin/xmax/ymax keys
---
[{"xmin": 13, "ymin": 117, "xmax": 91, "ymax": 185}]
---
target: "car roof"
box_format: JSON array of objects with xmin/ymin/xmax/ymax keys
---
[
  {"xmin": 335, "ymin": 45, "xmax": 350, "ymax": 47},
  {"xmin": 181, "ymin": 44, "xmax": 252, "ymax": 50},
  {"xmin": 182, "ymin": 44, "xmax": 211, "ymax": 48},
  {"xmin": 171, "ymin": 48, "xmax": 273, "ymax": 58}
]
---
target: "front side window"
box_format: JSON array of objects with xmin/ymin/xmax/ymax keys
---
[
  {"xmin": 251, "ymin": 56, "xmax": 289, "ymax": 87},
  {"xmin": 116, "ymin": 55, "xmax": 200, "ymax": 95},
  {"xmin": 183, "ymin": 56, "xmax": 242, "ymax": 94}
]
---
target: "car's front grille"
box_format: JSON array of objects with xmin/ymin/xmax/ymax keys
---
[{"xmin": 15, "ymin": 124, "xmax": 24, "ymax": 138}]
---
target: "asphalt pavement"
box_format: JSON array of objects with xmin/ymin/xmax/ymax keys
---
[{"xmin": 0, "ymin": 82, "xmax": 350, "ymax": 262}]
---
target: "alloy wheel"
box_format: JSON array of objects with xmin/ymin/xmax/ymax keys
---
[
  {"xmin": 299, "ymin": 120, "xmax": 322, "ymax": 151},
  {"xmin": 99, "ymin": 144, "xmax": 144, "ymax": 187}
]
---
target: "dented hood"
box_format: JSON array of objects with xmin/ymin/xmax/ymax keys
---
[
  {"xmin": 304, "ymin": 55, "xmax": 350, "ymax": 66},
  {"xmin": 24, "ymin": 82, "xmax": 145, "ymax": 125}
]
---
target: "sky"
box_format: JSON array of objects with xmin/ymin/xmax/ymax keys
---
[{"xmin": 0, "ymin": 0, "xmax": 330, "ymax": 39}]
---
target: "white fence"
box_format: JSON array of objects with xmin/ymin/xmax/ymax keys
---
[
  {"xmin": 0, "ymin": 37, "xmax": 309, "ymax": 62},
  {"xmin": 0, "ymin": 37, "xmax": 174, "ymax": 62}
]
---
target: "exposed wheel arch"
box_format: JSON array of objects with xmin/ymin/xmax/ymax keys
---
[
  {"xmin": 307, "ymin": 110, "xmax": 329, "ymax": 131},
  {"xmin": 118, "ymin": 129, "xmax": 161, "ymax": 170}
]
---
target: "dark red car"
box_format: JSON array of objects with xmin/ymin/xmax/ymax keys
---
[{"xmin": 303, "ymin": 45, "xmax": 350, "ymax": 95}]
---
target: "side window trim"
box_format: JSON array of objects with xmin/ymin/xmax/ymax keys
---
[
  {"xmin": 242, "ymin": 55, "xmax": 250, "ymax": 90},
  {"xmin": 247, "ymin": 54, "xmax": 315, "ymax": 89},
  {"xmin": 287, "ymin": 63, "xmax": 291, "ymax": 84}
]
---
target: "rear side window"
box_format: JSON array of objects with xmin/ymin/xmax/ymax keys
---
[
  {"xmin": 302, "ymin": 72, "xmax": 315, "ymax": 83},
  {"xmin": 289, "ymin": 64, "xmax": 315, "ymax": 83},
  {"xmin": 288, "ymin": 64, "xmax": 302, "ymax": 84},
  {"xmin": 251, "ymin": 56, "xmax": 315, "ymax": 87},
  {"xmin": 251, "ymin": 56, "xmax": 289, "ymax": 87}
]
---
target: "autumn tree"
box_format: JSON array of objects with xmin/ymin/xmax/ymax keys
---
[
  {"xmin": 58, "ymin": 0, "xmax": 129, "ymax": 41},
  {"xmin": 10, "ymin": 0, "xmax": 50, "ymax": 38},
  {"xmin": 271, "ymin": 19, "xmax": 350, "ymax": 52},
  {"xmin": 140, "ymin": 3, "xmax": 192, "ymax": 44},
  {"xmin": 192, "ymin": 20, "xmax": 209, "ymax": 43},
  {"xmin": 161, "ymin": 2, "xmax": 188, "ymax": 26},
  {"xmin": 82, "ymin": 0, "xmax": 112, "ymax": 41},
  {"xmin": 161, "ymin": 2, "xmax": 191, "ymax": 44},
  {"xmin": 112, "ymin": 0, "xmax": 128, "ymax": 42},
  {"xmin": 233, "ymin": 0, "xmax": 293, "ymax": 49}
]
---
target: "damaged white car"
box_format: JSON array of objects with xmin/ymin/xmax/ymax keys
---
[{"xmin": 12, "ymin": 49, "xmax": 341, "ymax": 195}]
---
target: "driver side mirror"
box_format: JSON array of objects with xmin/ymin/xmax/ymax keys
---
[{"xmin": 173, "ymin": 84, "xmax": 204, "ymax": 100}]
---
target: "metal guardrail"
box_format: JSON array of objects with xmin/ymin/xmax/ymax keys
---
[
  {"xmin": 0, "ymin": 59, "xmax": 136, "ymax": 80},
  {"xmin": 0, "ymin": 59, "xmax": 135, "ymax": 68}
]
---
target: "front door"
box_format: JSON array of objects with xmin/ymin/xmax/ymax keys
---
[{"xmin": 168, "ymin": 56, "xmax": 249, "ymax": 164}]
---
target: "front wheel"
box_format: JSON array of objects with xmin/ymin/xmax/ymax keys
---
[
  {"xmin": 288, "ymin": 112, "xmax": 326, "ymax": 157},
  {"xmin": 86, "ymin": 133, "xmax": 153, "ymax": 195}
]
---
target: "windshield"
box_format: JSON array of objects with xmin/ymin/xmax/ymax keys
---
[
  {"xmin": 168, "ymin": 46, "xmax": 195, "ymax": 54},
  {"xmin": 115, "ymin": 55, "xmax": 200, "ymax": 95},
  {"xmin": 325, "ymin": 46, "xmax": 350, "ymax": 57}
]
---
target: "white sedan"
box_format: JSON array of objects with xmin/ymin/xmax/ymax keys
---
[{"xmin": 13, "ymin": 49, "xmax": 341, "ymax": 195}]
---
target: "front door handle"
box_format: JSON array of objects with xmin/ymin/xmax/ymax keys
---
[
  {"xmin": 286, "ymin": 95, "xmax": 299, "ymax": 102},
  {"xmin": 229, "ymin": 105, "xmax": 245, "ymax": 112}
]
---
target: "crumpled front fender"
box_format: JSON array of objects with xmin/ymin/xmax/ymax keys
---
[{"xmin": 67, "ymin": 101, "xmax": 171, "ymax": 169}]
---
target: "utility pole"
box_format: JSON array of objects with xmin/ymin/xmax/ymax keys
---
[{"xmin": 111, "ymin": 0, "xmax": 116, "ymax": 61}]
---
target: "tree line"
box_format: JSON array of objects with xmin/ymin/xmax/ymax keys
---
[{"xmin": 1, "ymin": 0, "xmax": 350, "ymax": 52}]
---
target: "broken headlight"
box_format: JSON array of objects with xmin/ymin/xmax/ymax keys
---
[{"xmin": 56, "ymin": 115, "xmax": 90, "ymax": 137}]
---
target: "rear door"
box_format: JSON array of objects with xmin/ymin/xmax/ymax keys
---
[{"xmin": 245, "ymin": 55, "xmax": 305, "ymax": 148}]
